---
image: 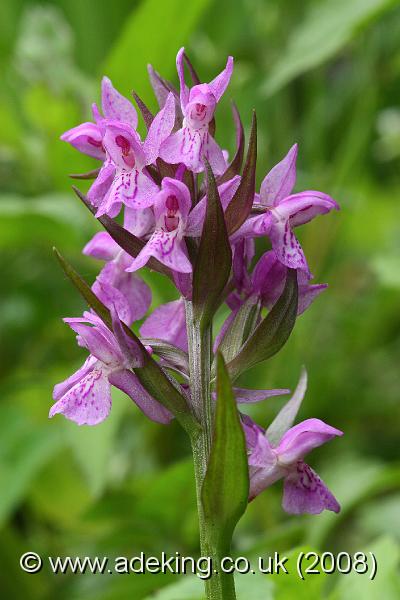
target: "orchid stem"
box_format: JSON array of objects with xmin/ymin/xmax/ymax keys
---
[{"xmin": 185, "ymin": 300, "xmax": 237, "ymax": 600}]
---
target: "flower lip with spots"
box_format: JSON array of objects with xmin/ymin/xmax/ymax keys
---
[{"xmin": 125, "ymin": 177, "xmax": 192, "ymax": 274}]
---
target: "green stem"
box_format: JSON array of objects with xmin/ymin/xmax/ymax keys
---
[{"xmin": 185, "ymin": 301, "xmax": 237, "ymax": 600}]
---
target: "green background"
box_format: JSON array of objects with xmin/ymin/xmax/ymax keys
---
[{"xmin": 0, "ymin": 0, "xmax": 399, "ymax": 598}]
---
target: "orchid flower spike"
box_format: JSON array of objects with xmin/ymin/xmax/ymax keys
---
[{"xmin": 159, "ymin": 48, "xmax": 233, "ymax": 175}]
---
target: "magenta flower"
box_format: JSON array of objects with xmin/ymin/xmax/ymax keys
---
[
  {"xmin": 243, "ymin": 414, "xmax": 342, "ymax": 513},
  {"xmin": 250, "ymin": 250, "xmax": 327, "ymax": 315},
  {"xmin": 87, "ymin": 93, "xmax": 175, "ymax": 218},
  {"xmin": 125, "ymin": 177, "xmax": 192, "ymax": 273},
  {"xmin": 236, "ymin": 144, "xmax": 339, "ymax": 272},
  {"xmin": 50, "ymin": 311, "xmax": 172, "ymax": 426},
  {"xmin": 60, "ymin": 76, "xmax": 138, "ymax": 160},
  {"xmin": 159, "ymin": 48, "xmax": 233, "ymax": 174},
  {"xmin": 140, "ymin": 298, "xmax": 188, "ymax": 351},
  {"xmin": 83, "ymin": 228, "xmax": 152, "ymax": 326}
]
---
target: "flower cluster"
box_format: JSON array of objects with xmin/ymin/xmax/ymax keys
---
[{"xmin": 53, "ymin": 48, "xmax": 342, "ymax": 515}]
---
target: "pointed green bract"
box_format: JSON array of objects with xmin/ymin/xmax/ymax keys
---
[
  {"xmin": 192, "ymin": 162, "xmax": 232, "ymax": 328},
  {"xmin": 227, "ymin": 268, "xmax": 298, "ymax": 380},
  {"xmin": 201, "ymin": 353, "xmax": 249, "ymax": 549}
]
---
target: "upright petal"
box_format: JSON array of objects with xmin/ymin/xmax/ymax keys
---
[
  {"xmin": 277, "ymin": 418, "xmax": 343, "ymax": 465},
  {"xmin": 60, "ymin": 122, "xmax": 105, "ymax": 160},
  {"xmin": 49, "ymin": 365, "xmax": 112, "ymax": 426},
  {"xmin": 143, "ymin": 93, "xmax": 175, "ymax": 165},
  {"xmin": 140, "ymin": 299, "xmax": 187, "ymax": 351},
  {"xmin": 108, "ymin": 369, "xmax": 172, "ymax": 424},
  {"xmin": 208, "ymin": 56, "xmax": 234, "ymax": 102},
  {"xmin": 101, "ymin": 76, "xmax": 138, "ymax": 128},
  {"xmin": 283, "ymin": 462, "xmax": 340, "ymax": 514},
  {"xmin": 176, "ymin": 47, "xmax": 189, "ymax": 109},
  {"xmin": 260, "ymin": 144, "xmax": 297, "ymax": 206}
]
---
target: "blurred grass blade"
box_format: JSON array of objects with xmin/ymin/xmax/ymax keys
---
[
  {"xmin": 201, "ymin": 353, "xmax": 249, "ymax": 550},
  {"xmin": 192, "ymin": 161, "xmax": 232, "ymax": 327},
  {"xmin": 262, "ymin": 0, "xmax": 396, "ymax": 97},
  {"xmin": 227, "ymin": 269, "xmax": 298, "ymax": 380},
  {"xmin": 53, "ymin": 248, "xmax": 195, "ymax": 430},
  {"xmin": 103, "ymin": 0, "xmax": 212, "ymax": 103},
  {"xmin": 225, "ymin": 111, "xmax": 257, "ymax": 235}
]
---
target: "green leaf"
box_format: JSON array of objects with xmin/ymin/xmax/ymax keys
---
[
  {"xmin": 103, "ymin": 0, "xmax": 212, "ymax": 103},
  {"xmin": 266, "ymin": 367, "xmax": 307, "ymax": 446},
  {"xmin": 225, "ymin": 111, "xmax": 257, "ymax": 234},
  {"xmin": 227, "ymin": 269, "xmax": 298, "ymax": 381},
  {"xmin": 192, "ymin": 162, "xmax": 232, "ymax": 328},
  {"xmin": 53, "ymin": 248, "xmax": 196, "ymax": 433},
  {"xmin": 263, "ymin": 0, "xmax": 396, "ymax": 96},
  {"xmin": 201, "ymin": 353, "xmax": 249, "ymax": 550}
]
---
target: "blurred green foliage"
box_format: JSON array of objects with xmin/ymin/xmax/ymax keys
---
[{"xmin": 0, "ymin": 0, "xmax": 399, "ymax": 598}]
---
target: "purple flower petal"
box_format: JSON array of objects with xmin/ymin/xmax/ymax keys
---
[
  {"xmin": 208, "ymin": 56, "xmax": 234, "ymax": 102},
  {"xmin": 87, "ymin": 161, "xmax": 116, "ymax": 207},
  {"xmin": 282, "ymin": 462, "xmax": 340, "ymax": 514},
  {"xmin": 50, "ymin": 365, "xmax": 112, "ymax": 426},
  {"xmin": 260, "ymin": 144, "xmax": 297, "ymax": 206},
  {"xmin": 60, "ymin": 122, "xmax": 105, "ymax": 160},
  {"xmin": 140, "ymin": 299, "xmax": 187, "ymax": 351},
  {"xmin": 101, "ymin": 76, "xmax": 138, "ymax": 128},
  {"xmin": 277, "ymin": 418, "xmax": 343, "ymax": 465},
  {"xmin": 124, "ymin": 207, "xmax": 155, "ymax": 238},
  {"xmin": 108, "ymin": 369, "xmax": 172, "ymax": 424},
  {"xmin": 83, "ymin": 231, "xmax": 121, "ymax": 261},
  {"xmin": 96, "ymin": 169, "xmax": 159, "ymax": 216},
  {"xmin": 53, "ymin": 355, "xmax": 97, "ymax": 401},
  {"xmin": 143, "ymin": 93, "xmax": 175, "ymax": 165},
  {"xmin": 126, "ymin": 229, "xmax": 192, "ymax": 273}
]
